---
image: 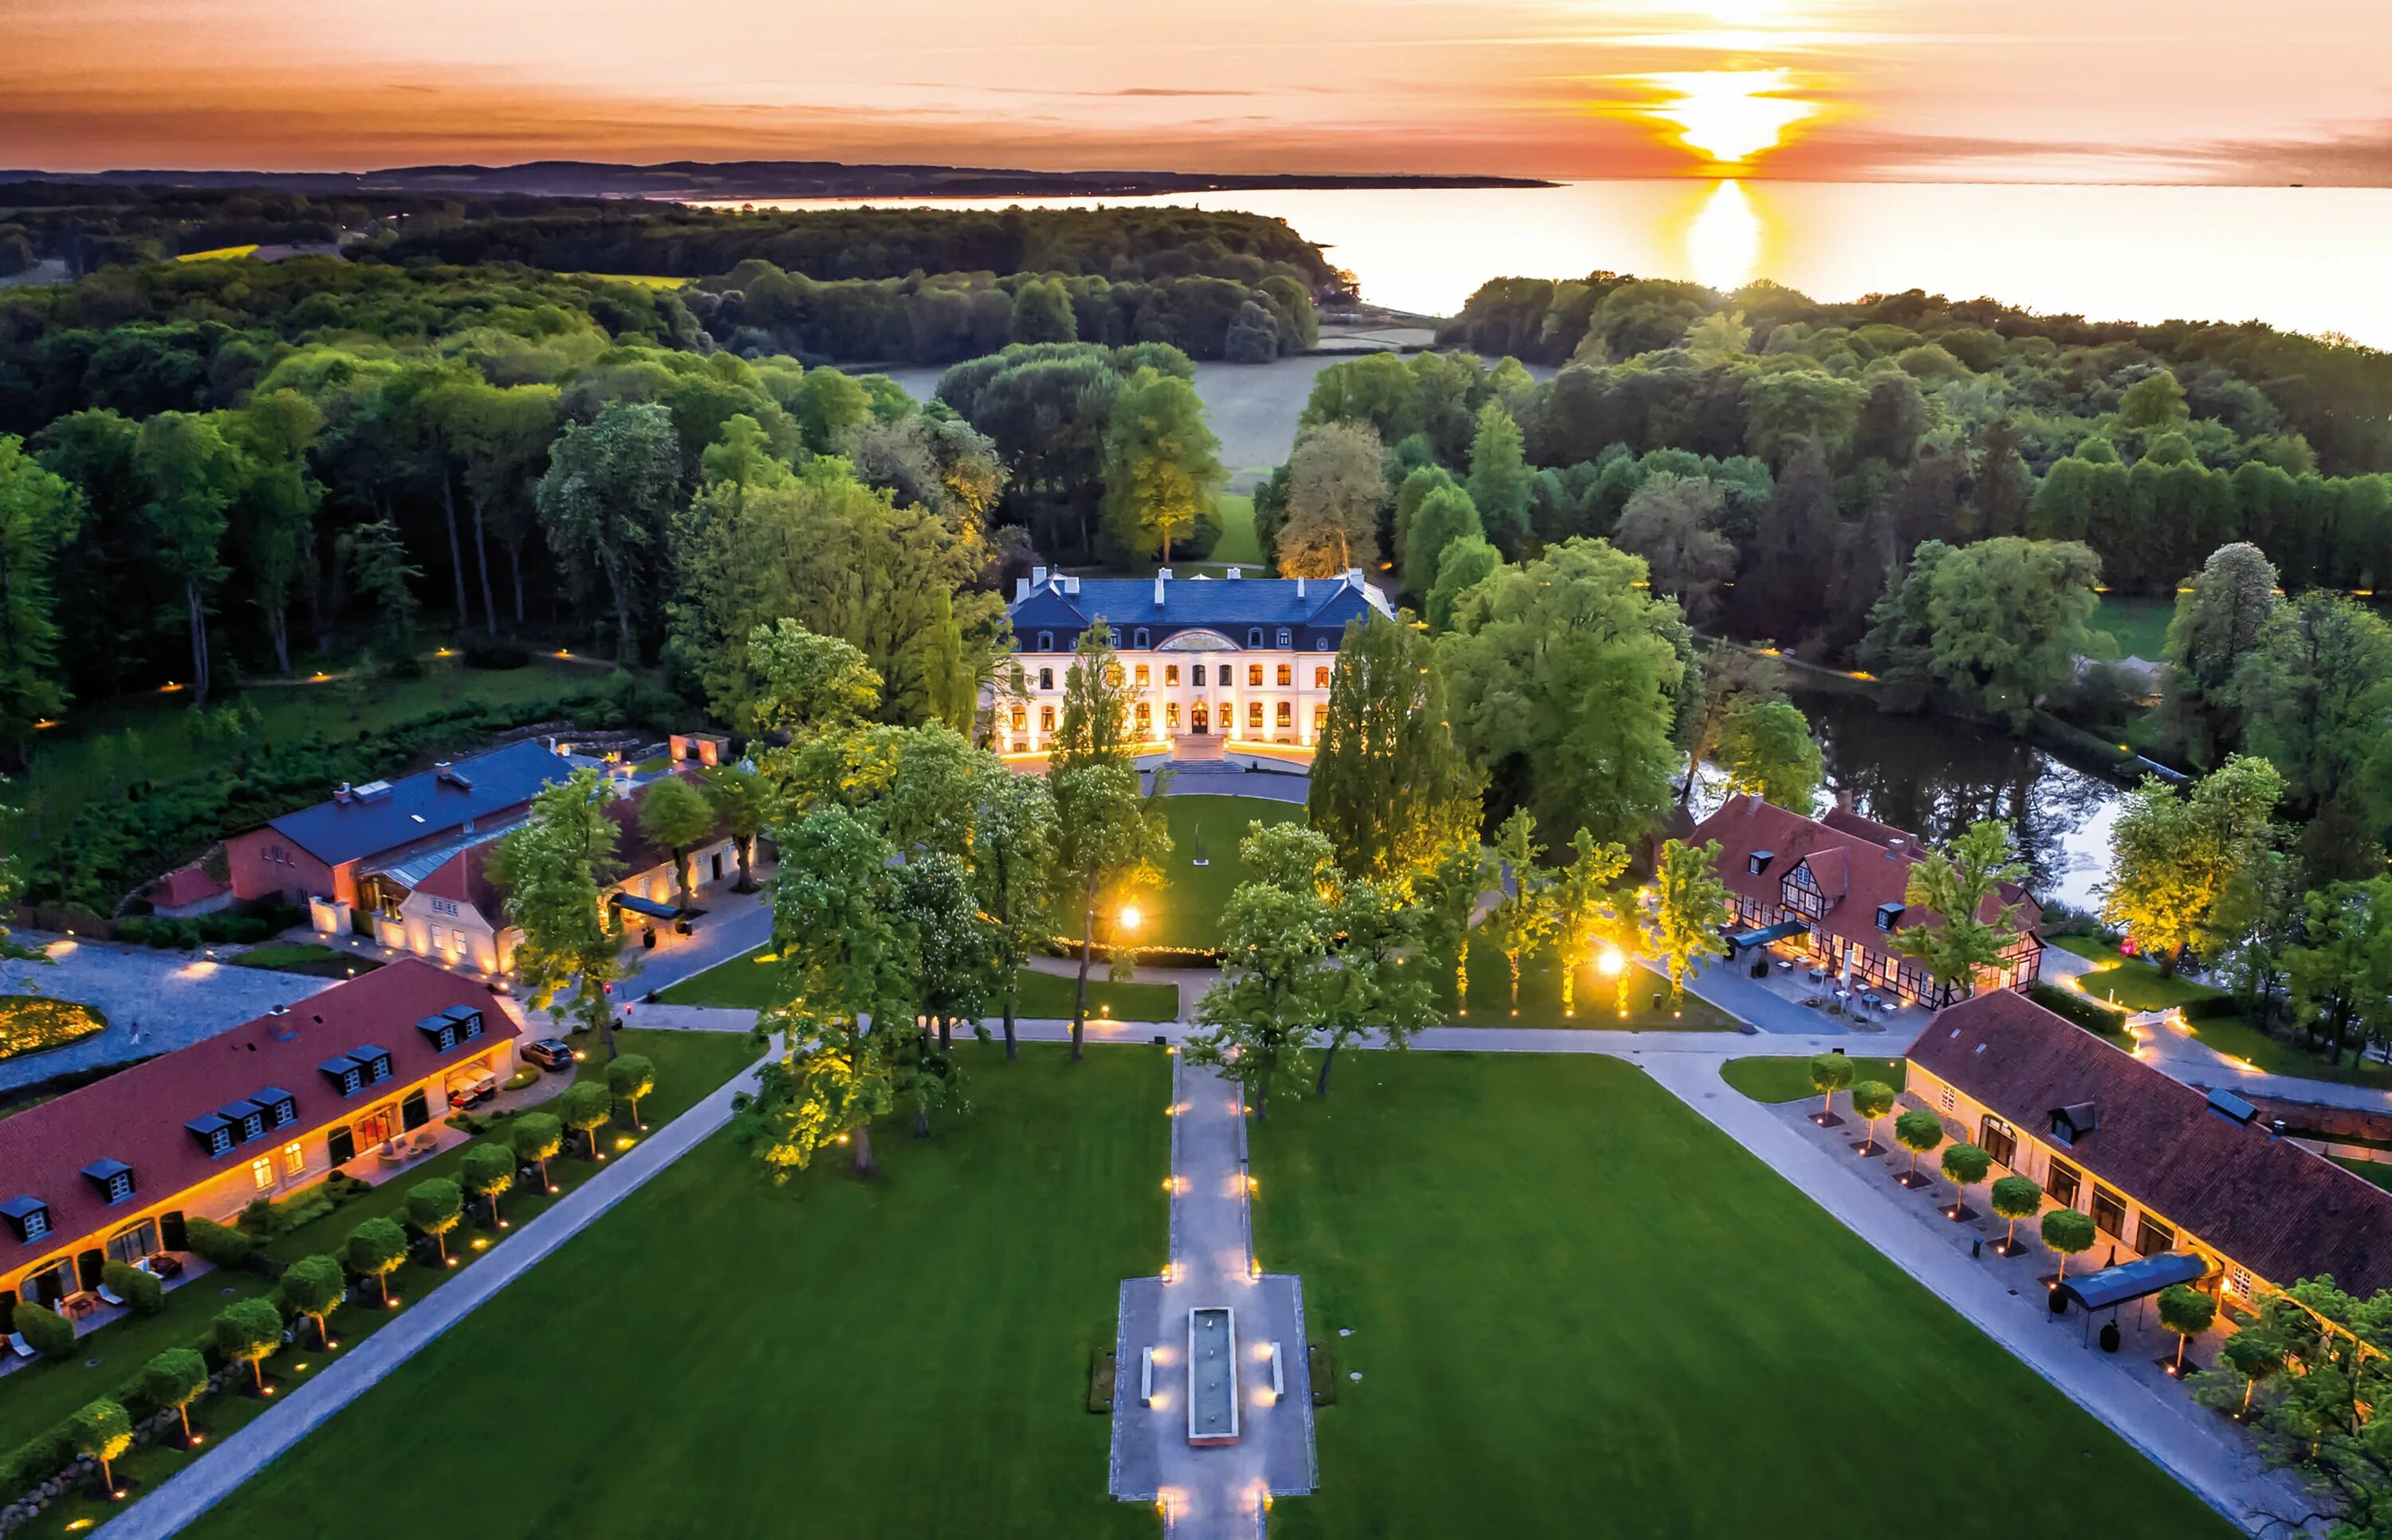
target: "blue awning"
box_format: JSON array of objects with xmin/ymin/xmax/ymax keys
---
[
  {"xmin": 611, "ymin": 893, "xmax": 703, "ymax": 921},
  {"xmin": 2054, "ymin": 1251, "xmax": 2208, "ymax": 1313},
  {"xmin": 1726, "ymin": 920, "xmax": 1808, "ymax": 950}
]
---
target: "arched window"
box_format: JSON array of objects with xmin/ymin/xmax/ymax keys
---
[
  {"xmin": 1247, "ymin": 627, "xmax": 1264, "ymax": 647},
  {"xmin": 1276, "ymin": 701, "xmax": 1292, "ymax": 727},
  {"xmin": 1312, "ymin": 703, "xmax": 1329, "ymax": 734},
  {"xmin": 1135, "ymin": 702, "xmax": 1152, "ymax": 733},
  {"xmin": 1164, "ymin": 665, "xmax": 1180, "ymax": 686},
  {"xmin": 1010, "ymin": 705, "xmax": 1026, "ymax": 731},
  {"xmin": 1037, "ymin": 631, "xmax": 1053, "ymax": 651},
  {"xmin": 1191, "ymin": 663, "xmax": 1207, "ymax": 687},
  {"xmin": 1277, "ymin": 627, "xmax": 1292, "ymax": 648},
  {"xmin": 1314, "ymin": 666, "xmax": 1330, "ymax": 688},
  {"xmin": 1038, "ymin": 667, "xmax": 1054, "ymax": 690},
  {"xmin": 1039, "ymin": 705, "xmax": 1055, "ymax": 733},
  {"xmin": 1276, "ymin": 664, "xmax": 1292, "ymax": 687},
  {"xmin": 1134, "ymin": 665, "xmax": 1150, "ymax": 687},
  {"xmin": 1135, "ymin": 627, "xmax": 1150, "ymax": 649},
  {"xmin": 1247, "ymin": 664, "xmax": 1263, "ymax": 688},
  {"xmin": 1247, "ymin": 701, "xmax": 1265, "ymax": 730},
  {"xmin": 1166, "ymin": 702, "xmax": 1180, "ymax": 730},
  {"xmin": 1104, "ymin": 664, "xmax": 1124, "ymax": 688}
]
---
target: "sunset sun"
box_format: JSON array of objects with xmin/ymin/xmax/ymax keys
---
[{"xmin": 1626, "ymin": 67, "xmax": 1825, "ymax": 168}]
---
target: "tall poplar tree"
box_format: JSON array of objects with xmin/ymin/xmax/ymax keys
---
[
  {"xmin": 1306, "ymin": 613, "xmax": 1480, "ymax": 891},
  {"xmin": 1100, "ymin": 367, "xmax": 1225, "ymax": 564}
]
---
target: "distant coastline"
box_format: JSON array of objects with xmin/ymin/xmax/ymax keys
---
[{"xmin": 0, "ymin": 159, "xmax": 1556, "ymax": 201}]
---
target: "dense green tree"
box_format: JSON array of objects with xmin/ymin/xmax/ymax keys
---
[
  {"xmin": 2283, "ymin": 877, "xmax": 2392, "ymax": 1067},
  {"xmin": 1538, "ymin": 827, "xmax": 1627, "ymax": 1019},
  {"xmin": 1483, "ymin": 809, "xmax": 1556, "ymax": 1013},
  {"xmin": 1400, "ymin": 482, "xmax": 1482, "ymax": 603},
  {"xmin": 734, "ymin": 619, "xmax": 883, "ymax": 742},
  {"xmin": 1809, "ymin": 1051, "xmax": 1855, "ymax": 1119},
  {"xmin": 1100, "ymin": 367, "xmax": 1223, "ymax": 563},
  {"xmin": 1850, "ymin": 1078, "xmax": 1896, "ymax": 1153},
  {"xmin": 1863, "ymin": 537, "xmax": 2103, "ymax": 729},
  {"xmin": 1438, "ymin": 538, "xmax": 1690, "ymax": 847},
  {"xmin": 406, "ymin": 1177, "xmax": 466, "ymax": 1264},
  {"xmin": 1186, "ymin": 882, "xmax": 1331, "ymax": 1123},
  {"xmin": 605, "ymin": 1052, "xmax": 657, "ymax": 1128},
  {"xmin": 1047, "ymin": 762, "xmax": 1170, "ymax": 1059},
  {"xmin": 701, "ymin": 759, "xmax": 771, "ymax": 891},
  {"xmin": 637, "ymin": 773, "xmax": 716, "ymax": 906},
  {"xmin": 2099, "ymin": 756, "xmax": 2284, "ymax": 976},
  {"xmin": 69, "ymin": 1397, "xmax": 132, "ymax": 1494},
  {"xmin": 1010, "ymin": 277, "xmax": 1077, "ymax": 344},
  {"xmin": 1893, "ymin": 1109, "xmax": 1945, "ymax": 1186},
  {"xmin": 1644, "ymin": 837, "xmax": 1729, "ymax": 1004},
  {"xmin": 2155, "ymin": 1283, "xmax": 2216, "ymax": 1377},
  {"xmin": 2040, "ymin": 1208, "xmax": 2096, "ymax": 1280},
  {"xmin": 1465, "ymin": 402, "xmax": 1534, "ymax": 556},
  {"xmin": 1940, "ymin": 1141, "xmax": 1993, "ymax": 1216},
  {"xmin": 2233, "ymin": 591, "xmax": 2392, "ymax": 859},
  {"xmin": 0, "ymin": 436, "xmax": 79, "ymax": 760},
  {"xmin": 140, "ymin": 1347, "xmax": 208, "ymax": 1446},
  {"xmin": 1314, "ymin": 877, "xmax": 1438, "ymax": 1096},
  {"xmin": 277, "ymin": 1254, "xmax": 344, "ymax": 1348},
  {"xmin": 1613, "ymin": 473, "xmax": 1735, "ymax": 625},
  {"xmin": 1715, "ymin": 697, "xmax": 1823, "ymax": 810},
  {"xmin": 1890, "ymin": 819, "xmax": 2029, "ymax": 1004},
  {"xmin": 1277, "ymin": 422, "xmax": 1387, "ymax": 577},
  {"xmin": 489, "ymin": 767, "xmax": 630, "ymax": 1059},
  {"xmin": 460, "ymin": 1141, "xmax": 515, "ymax": 1225},
  {"xmin": 344, "ymin": 518, "xmax": 422, "ymax": 670},
  {"xmin": 2160, "ymin": 542, "xmax": 2280, "ymax": 763},
  {"xmin": 1425, "ymin": 535, "xmax": 1501, "ymax": 634},
  {"xmin": 133, "ymin": 410, "xmax": 245, "ymax": 701},
  {"xmin": 1049, "ymin": 619, "xmax": 1136, "ymax": 771},
  {"xmin": 1989, "ymin": 1174, "xmax": 2042, "ymax": 1254},
  {"xmin": 1305, "ymin": 612, "xmax": 1480, "ymax": 890},
  {"xmin": 970, "ymin": 766, "xmax": 1055, "ymax": 1059},
  {"xmin": 342, "ymin": 1217, "xmax": 409, "ymax": 1308},
  {"xmin": 536, "ymin": 400, "xmax": 682, "ymax": 662}
]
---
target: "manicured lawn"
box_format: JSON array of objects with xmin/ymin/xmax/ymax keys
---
[
  {"xmin": 1139, "ymin": 794, "xmax": 1305, "ymax": 951},
  {"xmin": 1250, "ymin": 1054, "xmax": 2232, "ymax": 1538},
  {"xmin": 1440, "ymin": 950, "xmax": 1738, "ymax": 1030},
  {"xmin": 1013, "ymin": 968, "xmax": 1180, "ymax": 1022},
  {"xmin": 2094, "ymin": 595, "xmax": 2176, "ymax": 662},
  {"xmin": 229, "ymin": 944, "xmax": 383, "ymax": 979},
  {"xmin": 2333, "ymin": 1157, "xmax": 2392, "ymax": 1192},
  {"xmin": 0, "ymin": 1030, "xmax": 757, "ymax": 1464},
  {"xmin": 2176, "ymin": 1012, "xmax": 2392, "ymax": 1091},
  {"xmin": 657, "ymin": 947, "xmax": 1177, "ymax": 1020},
  {"xmin": 183, "ymin": 1047, "xmax": 1165, "ymax": 1540},
  {"xmin": 1720, "ymin": 1055, "xmax": 1907, "ymax": 1103},
  {"xmin": 2048, "ymin": 937, "xmax": 2226, "ymax": 1012},
  {"xmin": 1209, "ymin": 493, "xmax": 1262, "ymax": 566}
]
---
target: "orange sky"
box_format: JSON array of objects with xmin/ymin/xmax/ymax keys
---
[{"xmin": 9, "ymin": 0, "xmax": 2392, "ymax": 183}]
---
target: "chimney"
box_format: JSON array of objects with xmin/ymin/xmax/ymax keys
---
[
  {"xmin": 1296, "ymin": 576, "xmax": 1305, "ymax": 599},
  {"xmin": 1063, "ymin": 575, "xmax": 1080, "ymax": 595},
  {"xmin": 1226, "ymin": 566, "xmax": 1242, "ymax": 580},
  {"xmin": 1155, "ymin": 571, "xmax": 1166, "ymax": 607},
  {"xmin": 1032, "ymin": 565, "xmax": 1049, "ymax": 587},
  {"xmin": 335, "ymin": 782, "xmax": 353, "ymax": 803},
  {"xmin": 433, "ymin": 760, "xmax": 452, "ymax": 777},
  {"xmin": 1014, "ymin": 576, "xmax": 1030, "ymax": 602},
  {"xmin": 1346, "ymin": 567, "xmax": 1364, "ymax": 590}
]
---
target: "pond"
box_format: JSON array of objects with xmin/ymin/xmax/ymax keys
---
[{"xmin": 1696, "ymin": 690, "xmax": 2126, "ymax": 914}]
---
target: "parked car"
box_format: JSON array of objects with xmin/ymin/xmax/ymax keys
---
[{"xmin": 522, "ymin": 1038, "xmax": 579, "ymax": 1072}]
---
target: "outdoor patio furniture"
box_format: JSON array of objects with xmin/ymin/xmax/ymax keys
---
[
  {"xmin": 144, "ymin": 1253, "xmax": 183, "ymax": 1279},
  {"xmin": 97, "ymin": 1284, "xmax": 126, "ymax": 1308},
  {"xmin": 5, "ymin": 1334, "xmax": 32, "ymax": 1360}
]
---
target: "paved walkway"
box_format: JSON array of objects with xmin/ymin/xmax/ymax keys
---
[
  {"xmin": 0, "ymin": 940, "xmax": 332, "ymax": 1092},
  {"xmin": 1643, "ymin": 1054, "xmax": 2309, "ymax": 1534},
  {"xmin": 100, "ymin": 1063, "xmax": 765, "ymax": 1540},
  {"xmin": 1111, "ymin": 1055, "xmax": 1315, "ymax": 1538}
]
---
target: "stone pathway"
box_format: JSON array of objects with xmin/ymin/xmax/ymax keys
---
[
  {"xmin": 0, "ymin": 940, "xmax": 333, "ymax": 1092},
  {"xmin": 1110, "ymin": 1055, "xmax": 1315, "ymax": 1538},
  {"xmin": 96, "ymin": 1063, "xmax": 765, "ymax": 1540}
]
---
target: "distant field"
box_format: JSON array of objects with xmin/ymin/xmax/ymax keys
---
[{"xmin": 1208, "ymin": 493, "xmax": 1261, "ymax": 565}]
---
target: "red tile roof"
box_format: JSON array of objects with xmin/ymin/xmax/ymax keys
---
[
  {"xmin": 1820, "ymin": 804, "xmax": 1917, "ymax": 848},
  {"xmin": 152, "ymin": 866, "xmax": 226, "ymax": 908},
  {"xmin": 1908, "ymin": 989, "xmax": 2392, "ymax": 1294},
  {"xmin": 0, "ymin": 961, "xmax": 518, "ymax": 1271},
  {"xmin": 1687, "ymin": 794, "xmax": 2040, "ymax": 950}
]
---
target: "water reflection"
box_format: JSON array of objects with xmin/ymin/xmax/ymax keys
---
[
  {"xmin": 1797, "ymin": 692, "xmax": 2121, "ymax": 912},
  {"xmin": 1687, "ymin": 179, "xmax": 1761, "ymax": 291}
]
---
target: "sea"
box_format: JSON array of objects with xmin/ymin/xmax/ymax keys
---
[{"xmin": 700, "ymin": 180, "xmax": 2392, "ymax": 347}]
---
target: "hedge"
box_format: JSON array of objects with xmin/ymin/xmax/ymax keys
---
[{"xmin": 2026, "ymin": 981, "xmax": 2130, "ymax": 1039}]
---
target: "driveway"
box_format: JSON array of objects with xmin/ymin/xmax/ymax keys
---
[{"xmin": 0, "ymin": 939, "xmax": 334, "ymax": 1093}]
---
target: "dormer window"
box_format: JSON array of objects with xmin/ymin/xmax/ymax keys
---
[
  {"xmin": 1875, "ymin": 902, "xmax": 1906, "ymax": 933},
  {"xmin": 1037, "ymin": 631, "xmax": 1053, "ymax": 651},
  {"xmin": 258, "ymin": 1088, "xmax": 298, "ymax": 1126},
  {"xmin": 1247, "ymin": 627, "xmax": 1264, "ymax": 647},
  {"xmin": 1277, "ymin": 627, "xmax": 1292, "ymax": 648},
  {"xmin": 443, "ymin": 1006, "xmax": 485, "ymax": 1043},
  {"xmin": 1749, "ymin": 851, "xmax": 1773, "ymax": 876},
  {"xmin": 186, "ymin": 1114, "xmax": 236, "ymax": 1157},
  {"xmin": 1134, "ymin": 628, "xmax": 1150, "ymax": 649},
  {"xmin": 81, "ymin": 1161, "xmax": 136, "ymax": 1205},
  {"xmin": 1316, "ymin": 637, "xmax": 1333, "ymax": 650},
  {"xmin": 321, "ymin": 1055, "xmax": 367, "ymax": 1096},
  {"xmin": 358, "ymin": 1046, "xmax": 395, "ymax": 1083},
  {"xmin": 418, "ymin": 1013, "xmax": 459, "ymax": 1052},
  {"xmin": 0, "ymin": 1196, "xmax": 49, "ymax": 1242}
]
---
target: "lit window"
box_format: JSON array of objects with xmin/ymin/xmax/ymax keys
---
[
  {"xmin": 1166, "ymin": 702, "xmax": 1180, "ymax": 729},
  {"xmin": 250, "ymin": 1157, "xmax": 275, "ymax": 1191},
  {"xmin": 1248, "ymin": 701, "xmax": 1264, "ymax": 729},
  {"xmin": 1276, "ymin": 701, "xmax": 1292, "ymax": 727},
  {"xmin": 282, "ymin": 1141, "xmax": 305, "ymax": 1178},
  {"xmin": 1276, "ymin": 664, "xmax": 1292, "ymax": 687},
  {"xmin": 2229, "ymin": 1266, "xmax": 2252, "ymax": 1298},
  {"xmin": 1039, "ymin": 705, "xmax": 1055, "ymax": 733},
  {"xmin": 1938, "ymin": 1086, "xmax": 1956, "ymax": 1114},
  {"xmin": 1135, "ymin": 702, "xmax": 1151, "ymax": 731},
  {"xmin": 1105, "ymin": 664, "xmax": 1124, "ymax": 688},
  {"xmin": 1313, "ymin": 704, "xmax": 1328, "ymax": 733},
  {"xmin": 1134, "ymin": 665, "xmax": 1150, "ymax": 687},
  {"xmin": 1314, "ymin": 667, "xmax": 1330, "ymax": 689},
  {"xmin": 1010, "ymin": 705, "xmax": 1027, "ymax": 732},
  {"xmin": 1247, "ymin": 665, "xmax": 1263, "ymax": 688},
  {"xmin": 1165, "ymin": 665, "xmax": 1180, "ymax": 686}
]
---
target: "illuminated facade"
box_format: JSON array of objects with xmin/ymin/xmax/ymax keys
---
[{"xmin": 1001, "ymin": 566, "xmax": 1391, "ymax": 754}]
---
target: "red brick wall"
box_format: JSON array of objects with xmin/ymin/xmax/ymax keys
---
[{"xmin": 224, "ymin": 828, "xmax": 336, "ymax": 904}]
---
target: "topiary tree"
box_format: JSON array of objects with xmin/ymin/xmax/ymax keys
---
[
  {"xmin": 211, "ymin": 1295, "xmax": 284, "ymax": 1393},
  {"xmin": 2157, "ymin": 1283, "xmax": 2218, "ymax": 1377},
  {"xmin": 606, "ymin": 1052, "xmax": 657, "ymax": 1129},
  {"xmin": 1989, "ymin": 1175, "xmax": 2042, "ymax": 1255},
  {"xmin": 1848, "ymin": 1079, "xmax": 1896, "ymax": 1154},
  {"xmin": 1940, "ymin": 1141, "xmax": 1993, "ymax": 1219},
  {"xmin": 10, "ymin": 1300, "xmax": 73, "ymax": 1358},
  {"xmin": 559, "ymin": 1081, "xmax": 612, "ymax": 1158},
  {"xmin": 1892, "ymin": 1109, "xmax": 1945, "ymax": 1188},
  {"xmin": 101, "ymin": 1259, "xmax": 164, "ymax": 1314},
  {"xmin": 344, "ymin": 1216, "xmax": 409, "ymax": 1307},
  {"xmin": 1808, "ymin": 1053, "xmax": 1855, "ymax": 1124},
  {"xmin": 513, "ymin": 1111, "xmax": 563, "ymax": 1192},
  {"xmin": 2040, "ymin": 1208, "xmax": 2097, "ymax": 1283},
  {"xmin": 68, "ymin": 1397, "xmax": 132, "ymax": 1495},
  {"xmin": 2221, "ymin": 1327, "xmax": 2285, "ymax": 1417},
  {"xmin": 141, "ymin": 1346, "xmax": 208, "ymax": 1448},
  {"xmin": 406, "ymin": 1177, "xmax": 466, "ymax": 1266},
  {"xmin": 278, "ymin": 1254, "xmax": 345, "ymax": 1348},
  {"xmin": 461, "ymin": 1141, "xmax": 515, "ymax": 1226}
]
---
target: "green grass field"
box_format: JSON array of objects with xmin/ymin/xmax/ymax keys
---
[
  {"xmin": 2093, "ymin": 595, "xmax": 2176, "ymax": 661},
  {"xmin": 182, "ymin": 1047, "xmax": 1165, "ymax": 1540},
  {"xmin": 0, "ymin": 1028, "xmax": 759, "ymax": 1495},
  {"xmin": 1720, "ymin": 1055, "xmax": 1906, "ymax": 1102},
  {"xmin": 2334, "ymin": 1157, "xmax": 2392, "ymax": 1192},
  {"xmin": 1250, "ymin": 1054, "xmax": 2232, "ymax": 1538},
  {"xmin": 1139, "ymin": 793, "xmax": 1305, "ymax": 950},
  {"xmin": 1440, "ymin": 950, "xmax": 1738, "ymax": 1030},
  {"xmin": 1209, "ymin": 493, "xmax": 1262, "ymax": 566},
  {"xmin": 655, "ymin": 948, "xmax": 1178, "ymax": 1020},
  {"xmin": 2177, "ymin": 1011, "xmax": 2392, "ymax": 1090},
  {"xmin": 2047, "ymin": 937, "xmax": 2228, "ymax": 1011},
  {"xmin": 229, "ymin": 944, "xmax": 383, "ymax": 979}
]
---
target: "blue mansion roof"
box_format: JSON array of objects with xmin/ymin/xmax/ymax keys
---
[{"xmin": 1007, "ymin": 568, "xmax": 1390, "ymax": 654}]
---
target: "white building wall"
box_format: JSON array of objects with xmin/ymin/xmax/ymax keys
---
[{"xmin": 1002, "ymin": 647, "xmax": 1343, "ymax": 753}]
